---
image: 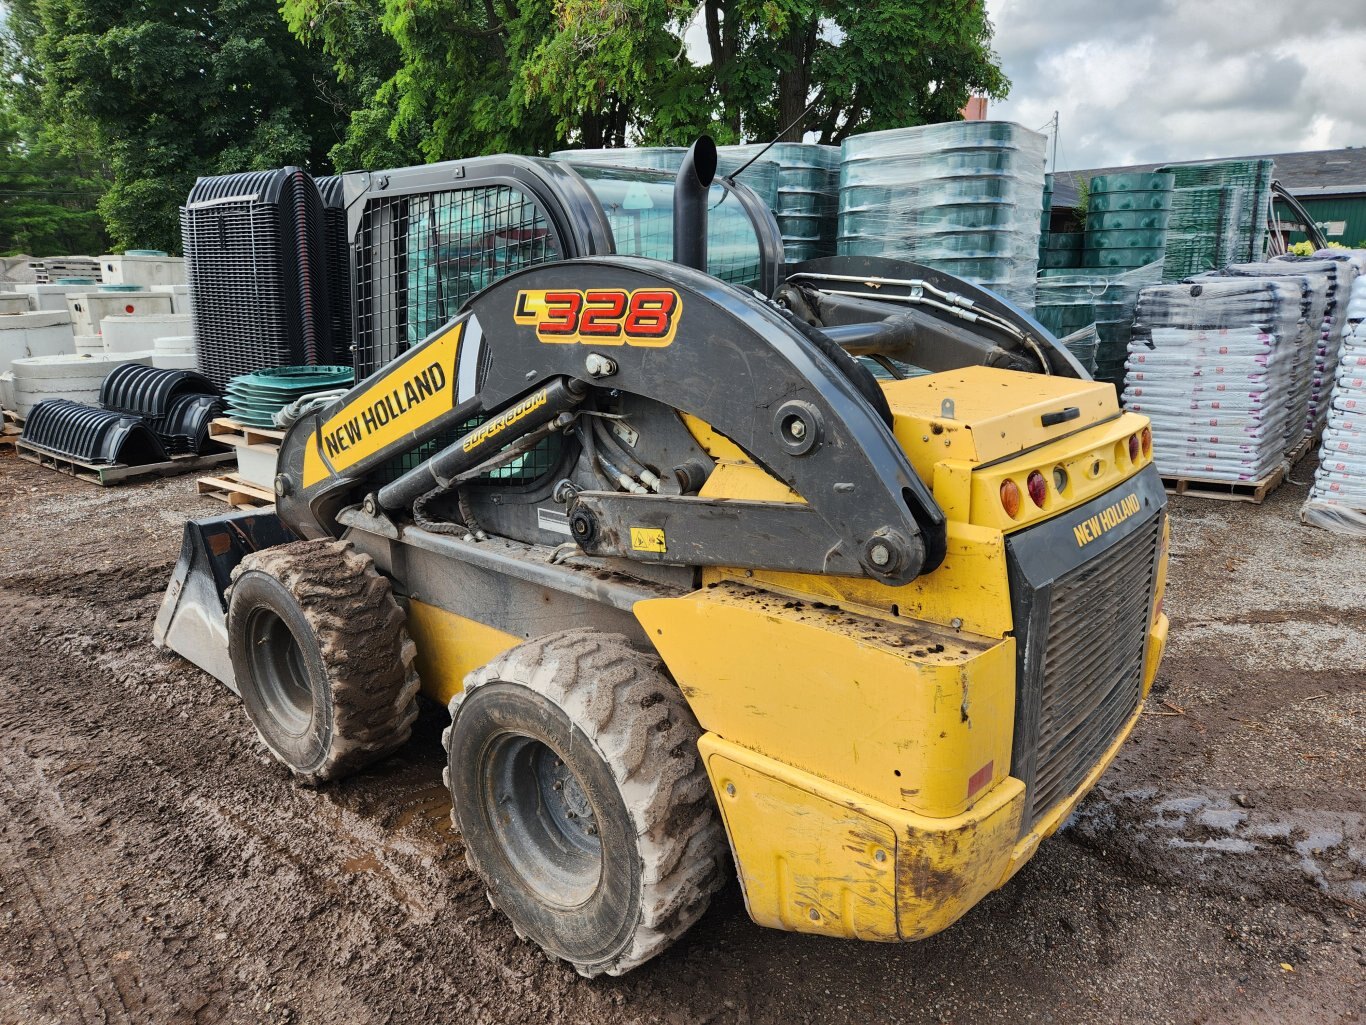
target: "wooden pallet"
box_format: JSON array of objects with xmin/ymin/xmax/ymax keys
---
[
  {"xmin": 196, "ymin": 471, "xmax": 276, "ymax": 509},
  {"xmin": 0, "ymin": 411, "xmax": 20, "ymax": 450},
  {"xmin": 1285, "ymin": 433, "xmax": 1316, "ymax": 468},
  {"xmin": 17, "ymin": 442, "xmax": 234, "ymax": 486},
  {"xmin": 1161, "ymin": 463, "xmax": 1286, "ymax": 505},
  {"xmin": 208, "ymin": 417, "xmax": 285, "ymax": 450}
]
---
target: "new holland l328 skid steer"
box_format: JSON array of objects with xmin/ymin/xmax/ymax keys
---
[{"xmin": 155, "ymin": 139, "xmax": 1169, "ymax": 976}]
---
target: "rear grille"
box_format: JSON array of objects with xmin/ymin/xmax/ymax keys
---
[
  {"xmin": 1029, "ymin": 516, "xmax": 1158, "ymax": 819},
  {"xmin": 1008, "ymin": 501, "xmax": 1162, "ymax": 831}
]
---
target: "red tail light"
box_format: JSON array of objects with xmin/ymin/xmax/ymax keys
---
[
  {"xmin": 1026, "ymin": 470, "xmax": 1047, "ymax": 507},
  {"xmin": 1128, "ymin": 433, "xmax": 1140, "ymax": 461},
  {"xmin": 1000, "ymin": 479, "xmax": 1022, "ymax": 518}
]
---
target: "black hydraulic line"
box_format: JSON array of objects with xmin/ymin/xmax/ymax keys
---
[
  {"xmin": 673, "ymin": 138, "xmax": 717, "ymax": 272},
  {"xmin": 591, "ymin": 417, "xmax": 656, "ymax": 490},
  {"xmin": 377, "ymin": 377, "xmax": 587, "ymax": 511}
]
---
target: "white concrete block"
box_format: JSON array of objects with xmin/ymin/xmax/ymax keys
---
[
  {"xmin": 0, "ymin": 310, "xmax": 77, "ymax": 374},
  {"xmin": 99, "ymin": 254, "xmax": 186, "ymax": 286},
  {"xmin": 67, "ymin": 292, "xmax": 174, "ymax": 335},
  {"xmin": 100, "ymin": 314, "xmax": 193, "ymax": 354}
]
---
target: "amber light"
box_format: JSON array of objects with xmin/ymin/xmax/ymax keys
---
[
  {"xmin": 1128, "ymin": 433, "xmax": 1140, "ymax": 461},
  {"xmin": 1141, "ymin": 426, "xmax": 1152, "ymax": 456},
  {"xmin": 1000, "ymin": 479, "xmax": 1022, "ymax": 518},
  {"xmin": 1026, "ymin": 470, "xmax": 1047, "ymax": 507}
]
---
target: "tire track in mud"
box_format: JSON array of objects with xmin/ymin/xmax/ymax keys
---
[
  {"xmin": 0, "ymin": 755, "xmax": 137, "ymax": 1025},
  {"xmin": 0, "ymin": 567, "xmax": 619, "ymax": 1024}
]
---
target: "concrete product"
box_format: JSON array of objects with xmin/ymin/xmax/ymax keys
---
[
  {"xmin": 0, "ymin": 371, "xmax": 13, "ymax": 412},
  {"xmin": 149, "ymin": 284, "xmax": 192, "ymax": 315},
  {"xmin": 153, "ymin": 336, "xmax": 197, "ymax": 371},
  {"xmin": 153, "ymin": 352, "xmax": 198, "ymax": 370},
  {"xmin": 0, "ymin": 310, "xmax": 77, "ymax": 374},
  {"xmin": 75, "ymin": 334, "xmax": 106, "ymax": 356},
  {"xmin": 234, "ymin": 444, "xmax": 279, "ymax": 489},
  {"xmin": 14, "ymin": 283, "xmax": 106, "ymax": 313},
  {"xmin": 99, "ymin": 254, "xmax": 187, "ymax": 287},
  {"xmin": 67, "ymin": 292, "xmax": 174, "ymax": 336},
  {"xmin": 0, "ymin": 294, "xmax": 33, "ymax": 314},
  {"xmin": 9, "ymin": 351, "xmax": 153, "ymax": 417},
  {"xmin": 100, "ymin": 314, "xmax": 194, "ymax": 354}
]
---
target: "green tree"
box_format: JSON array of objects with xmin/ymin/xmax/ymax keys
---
[
  {"xmin": 285, "ymin": 0, "xmax": 1008, "ymax": 166},
  {"xmin": 0, "ymin": 6, "xmax": 110, "ymax": 256},
  {"xmin": 18, "ymin": 0, "xmax": 344, "ymax": 252}
]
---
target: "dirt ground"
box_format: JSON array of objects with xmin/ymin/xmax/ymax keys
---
[{"xmin": 0, "ymin": 447, "xmax": 1362, "ymax": 1025}]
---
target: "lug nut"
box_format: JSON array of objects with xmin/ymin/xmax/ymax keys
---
[{"xmin": 788, "ymin": 419, "xmax": 807, "ymax": 439}]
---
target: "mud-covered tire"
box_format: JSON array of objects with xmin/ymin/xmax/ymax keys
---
[
  {"xmin": 443, "ymin": 629, "xmax": 726, "ymax": 977},
  {"xmin": 226, "ymin": 539, "xmax": 420, "ymax": 786}
]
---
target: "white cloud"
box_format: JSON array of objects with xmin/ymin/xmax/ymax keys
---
[{"xmin": 986, "ymin": 0, "xmax": 1366, "ymax": 170}]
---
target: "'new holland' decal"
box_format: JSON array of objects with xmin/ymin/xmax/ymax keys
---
[{"xmin": 1072, "ymin": 491, "xmax": 1141, "ymax": 547}]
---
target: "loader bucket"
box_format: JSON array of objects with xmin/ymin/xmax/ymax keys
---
[{"xmin": 153, "ymin": 510, "xmax": 297, "ymax": 694}]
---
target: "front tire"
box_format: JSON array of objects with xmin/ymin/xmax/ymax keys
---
[
  {"xmin": 443, "ymin": 629, "xmax": 725, "ymax": 976},
  {"xmin": 226, "ymin": 539, "xmax": 420, "ymax": 785}
]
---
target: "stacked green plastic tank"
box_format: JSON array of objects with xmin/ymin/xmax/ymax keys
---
[
  {"xmin": 837, "ymin": 121, "xmax": 1047, "ymax": 310},
  {"xmin": 550, "ymin": 147, "xmax": 781, "ymax": 212},
  {"xmin": 1039, "ymin": 230, "xmax": 1084, "ymax": 270},
  {"xmin": 1161, "ymin": 184, "xmax": 1247, "ymax": 282},
  {"xmin": 1083, "ymin": 172, "xmax": 1173, "ymax": 270},
  {"xmin": 565, "ymin": 163, "xmax": 768, "ymax": 291},
  {"xmin": 718, "ymin": 143, "xmax": 839, "ymax": 263},
  {"xmin": 1157, "ymin": 158, "xmax": 1274, "ymax": 266},
  {"xmin": 1033, "ymin": 265, "xmax": 1161, "ymax": 388}
]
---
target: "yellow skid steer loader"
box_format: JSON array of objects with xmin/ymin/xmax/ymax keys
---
[{"xmin": 155, "ymin": 140, "xmax": 1169, "ymax": 976}]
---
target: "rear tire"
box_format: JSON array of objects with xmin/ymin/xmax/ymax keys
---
[
  {"xmin": 443, "ymin": 629, "xmax": 725, "ymax": 977},
  {"xmin": 226, "ymin": 539, "xmax": 419, "ymax": 785}
]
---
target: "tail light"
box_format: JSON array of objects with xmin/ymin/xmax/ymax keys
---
[
  {"xmin": 1000, "ymin": 479, "xmax": 1022, "ymax": 518},
  {"xmin": 1141, "ymin": 426, "xmax": 1152, "ymax": 456},
  {"xmin": 1026, "ymin": 470, "xmax": 1047, "ymax": 507},
  {"xmin": 1128, "ymin": 433, "xmax": 1140, "ymax": 461}
]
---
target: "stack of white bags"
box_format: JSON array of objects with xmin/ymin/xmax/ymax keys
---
[
  {"xmin": 1126, "ymin": 278, "xmax": 1304, "ymax": 482},
  {"xmin": 1303, "ymin": 249, "xmax": 1366, "ymax": 534}
]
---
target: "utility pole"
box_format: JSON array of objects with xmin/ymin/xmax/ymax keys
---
[{"xmin": 1051, "ymin": 111, "xmax": 1059, "ymax": 172}]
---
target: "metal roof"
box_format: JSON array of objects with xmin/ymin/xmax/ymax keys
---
[{"xmin": 1049, "ymin": 147, "xmax": 1366, "ymax": 208}]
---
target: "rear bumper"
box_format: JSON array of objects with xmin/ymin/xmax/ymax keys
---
[{"xmin": 701, "ymin": 696, "xmax": 1145, "ymax": 942}]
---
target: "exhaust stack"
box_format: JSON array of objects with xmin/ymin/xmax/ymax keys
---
[{"xmin": 673, "ymin": 137, "xmax": 717, "ymax": 272}]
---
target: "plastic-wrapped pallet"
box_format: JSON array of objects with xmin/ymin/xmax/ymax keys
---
[
  {"xmin": 1161, "ymin": 186, "xmax": 1244, "ymax": 282},
  {"xmin": 1303, "ymin": 249, "xmax": 1366, "ymax": 534},
  {"xmin": 837, "ymin": 121, "xmax": 1046, "ymax": 311},
  {"xmin": 1157, "ymin": 159, "xmax": 1274, "ymax": 263},
  {"xmin": 1126, "ymin": 278, "xmax": 1302, "ymax": 482},
  {"xmin": 718, "ymin": 143, "xmax": 839, "ymax": 262},
  {"xmin": 1273, "ymin": 252, "xmax": 1361, "ymax": 435},
  {"xmin": 1202, "ymin": 261, "xmax": 1327, "ymax": 448},
  {"xmin": 1035, "ymin": 262, "xmax": 1161, "ymax": 385}
]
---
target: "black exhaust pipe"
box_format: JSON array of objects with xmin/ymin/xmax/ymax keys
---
[{"xmin": 673, "ymin": 136, "xmax": 717, "ymax": 272}]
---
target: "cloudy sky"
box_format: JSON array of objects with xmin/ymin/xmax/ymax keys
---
[{"xmin": 985, "ymin": 0, "xmax": 1366, "ymax": 172}]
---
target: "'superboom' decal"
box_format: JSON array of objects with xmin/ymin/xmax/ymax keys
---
[{"xmin": 514, "ymin": 288, "xmax": 681, "ymax": 347}]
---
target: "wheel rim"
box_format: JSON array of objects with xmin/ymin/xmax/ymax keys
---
[
  {"xmin": 482, "ymin": 734, "xmax": 603, "ymax": 907},
  {"xmin": 244, "ymin": 607, "xmax": 313, "ymax": 736}
]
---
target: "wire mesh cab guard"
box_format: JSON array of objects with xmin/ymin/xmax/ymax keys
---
[{"xmin": 339, "ymin": 156, "xmax": 785, "ymax": 382}]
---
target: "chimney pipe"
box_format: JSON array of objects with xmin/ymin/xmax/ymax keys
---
[{"xmin": 673, "ymin": 137, "xmax": 717, "ymax": 272}]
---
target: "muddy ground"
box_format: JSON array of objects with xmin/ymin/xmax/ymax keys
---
[{"xmin": 0, "ymin": 447, "xmax": 1362, "ymax": 1025}]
